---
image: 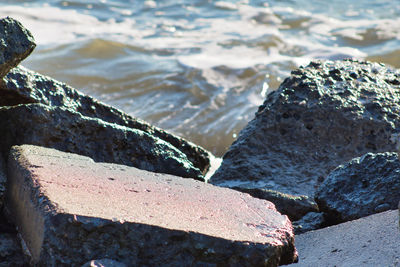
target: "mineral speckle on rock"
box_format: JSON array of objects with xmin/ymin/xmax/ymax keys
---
[
  {"xmin": 0, "ymin": 17, "xmax": 35, "ymax": 79},
  {"xmin": 210, "ymin": 60, "xmax": 400, "ymax": 199},
  {"xmin": 316, "ymin": 152, "xmax": 400, "ymax": 224}
]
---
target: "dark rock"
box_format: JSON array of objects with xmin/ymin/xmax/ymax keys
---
[
  {"xmin": 0, "ymin": 66, "xmax": 210, "ymax": 174},
  {"xmin": 5, "ymin": 145, "xmax": 298, "ymax": 266},
  {"xmin": 0, "ymin": 232, "xmax": 29, "ymax": 266},
  {"xmin": 0, "ymin": 104, "xmax": 203, "ymax": 180},
  {"xmin": 315, "ymin": 152, "xmax": 400, "ymax": 224},
  {"xmin": 0, "ymin": 152, "xmax": 5, "ymax": 207},
  {"xmin": 82, "ymin": 259, "xmax": 128, "ymax": 267},
  {"xmin": 292, "ymin": 212, "xmax": 325, "ymax": 235},
  {"xmin": 0, "ymin": 17, "xmax": 35, "ymax": 80},
  {"xmin": 232, "ymin": 187, "xmax": 318, "ymax": 221},
  {"xmin": 288, "ymin": 210, "xmax": 400, "ymax": 266},
  {"xmin": 210, "ymin": 60, "xmax": 400, "ymax": 198}
]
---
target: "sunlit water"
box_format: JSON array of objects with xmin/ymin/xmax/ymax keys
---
[{"xmin": 1, "ymin": 0, "xmax": 400, "ymax": 157}]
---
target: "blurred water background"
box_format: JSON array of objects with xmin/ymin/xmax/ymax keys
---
[{"xmin": 1, "ymin": 0, "xmax": 399, "ymax": 156}]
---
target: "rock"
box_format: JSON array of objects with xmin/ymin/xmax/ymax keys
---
[
  {"xmin": 232, "ymin": 187, "xmax": 318, "ymax": 221},
  {"xmin": 292, "ymin": 212, "xmax": 325, "ymax": 235},
  {"xmin": 0, "ymin": 17, "xmax": 35, "ymax": 79},
  {"xmin": 0, "ymin": 66, "xmax": 210, "ymax": 174},
  {"xmin": 0, "ymin": 152, "xmax": 5, "ymax": 207},
  {"xmin": 210, "ymin": 60, "xmax": 400, "ymax": 198},
  {"xmin": 5, "ymin": 145, "xmax": 298, "ymax": 266},
  {"xmin": 0, "ymin": 103, "xmax": 203, "ymax": 180},
  {"xmin": 315, "ymin": 152, "xmax": 400, "ymax": 224},
  {"xmin": 82, "ymin": 259, "xmax": 127, "ymax": 267},
  {"xmin": 0, "ymin": 232, "xmax": 29, "ymax": 266},
  {"xmin": 288, "ymin": 210, "xmax": 400, "ymax": 266}
]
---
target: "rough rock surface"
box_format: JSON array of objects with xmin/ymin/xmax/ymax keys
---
[
  {"xmin": 210, "ymin": 60, "xmax": 400, "ymax": 198},
  {"xmin": 0, "ymin": 152, "xmax": 5, "ymax": 207},
  {"xmin": 232, "ymin": 187, "xmax": 318, "ymax": 221},
  {"xmin": 0, "ymin": 104, "xmax": 203, "ymax": 180},
  {"xmin": 0, "ymin": 66, "xmax": 210, "ymax": 174},
  {"xmin": 82, "ymin": 259, "xmax": 128, "ymax": 267},
  {"xmin": 5, "ymin": 145, "xmax": 298, "ymax": 266},
  {"xmin": 0, "ymin": 17, "xmax": 35, "ymax": 79},
  {"xmin": 289, "ymin": 210, "xmax": 400, "ymax": 267},
  {"xmin": 0, "ymin": 232, "xmax": 29, "ymax": 266},
  {"xmin": 316, "ymin": 152, "xmax": 400, "ymax": 224},
  {"xmin": 292, "ymin": 212, "xmax": 325, "ymax": 235}
]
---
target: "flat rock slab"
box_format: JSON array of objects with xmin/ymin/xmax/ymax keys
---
[
  {"xmin": 288, "ymin": 210, "xmax": 400, "ymax": 267},
  {"xmin": 5, "ymin": 145, "xmax": 297, "ymax": 266}
]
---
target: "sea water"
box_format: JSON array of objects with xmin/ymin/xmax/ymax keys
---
[{"xmin": 1, "ymin": 0, "xmax": 399, "ymax": 157}]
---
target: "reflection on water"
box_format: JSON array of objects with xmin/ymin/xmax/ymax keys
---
[{"xmin": 0, "ymin": 0, "xmax": 399, "ymax": 156}]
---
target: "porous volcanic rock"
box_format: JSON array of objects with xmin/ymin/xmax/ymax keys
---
[
  {"xmin": 0, "ymin": 104, "xmax": 203, "ymax": 180},
  {"xmin": 0, "ymin": 17, "xmax": 35, "ymax": 79},
  {"xmin": 210, "ymin": 60, "xmax": 400, "ymax": 199},
  {"xmin": 5, "ymin": 145, "xmax": 298, "ymax": 266},
  {"xmin": 316, "ymin": 152, "xmax": 400, "ymax": 224},
  {"xmin": 0, "ymin": 66, "xmax": 210, "ymax": 174}
]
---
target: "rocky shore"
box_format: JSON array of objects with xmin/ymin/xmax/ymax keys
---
[{"xmin": 0, "ymin": 17, "xmax": 399, "ymax": 266}]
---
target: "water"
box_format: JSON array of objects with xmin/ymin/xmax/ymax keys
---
[{"xmin": 1, "ymin": 0, "xmax": 399, "ymax": 156}]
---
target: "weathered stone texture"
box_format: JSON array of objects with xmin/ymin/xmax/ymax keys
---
[
  {"xmin": 211, "ymin": 60, "xmax": 400, "ymax": 199},
  {"xmin": 0, "ymin": 104, "xmax": 203, "ymax": 180},
  {"xmin": 0, "ymin": 17, "xmax": 35, "ymax": 79},
  {"xmin": 291, "ymin": 210, "xmax": 400, "ymax": 267},
  {"xmin": 316, "ymin": 152, "xmax": 400, "ymax": 224},
  {"xmin": 5, "ymin": 145, "xmax": 298, "ymax": 266},
  {"xmin": 1, "ymin": 66, "xmax": 210, "ymax": 174},
  {"xmin": 232, "ymin": 188, "xmax": 318, "ymax": 221}
]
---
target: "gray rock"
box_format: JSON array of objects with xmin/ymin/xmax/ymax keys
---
[
  {"xmin": 82, "ymin": 259, "xmax": 127, "ymax": 267},
  {"xmin": 315, "ymin": 152, "xmax": 400, "ymax": 224},
  {"xmin": 5, "ymin": 145, "xmax": 298, "ymax": 266},
  {"xmin": 0, "ymin": 17, "xmax": 35, "ymax": 79},
  {"xmin": 288, "ymin": 210, "xmax": 400, "ymax": 267},
  {"xmin": 232, "ymin": 187, "xmax": 318, "ymax": 221},
  {"xmin": 292, "ymin": 212, "xmax": 325, "ymax": 235},
  {"xmin": 0, "ymin": 66, "xmax": 210, "ymax": 174},
  {"xmin": 210, "ymin": 60, "xmax": 400, "ymax": 198},
  {"xmin": 0, "ymin": 104, "xmax": 203, "ymax": 180}
]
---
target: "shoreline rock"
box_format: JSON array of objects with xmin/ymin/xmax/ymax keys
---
[
  {"xmin": 316, "ymin": 152, "xmax": 400, "ymax": 225},
  {"xmin": 0, "ymin": 104, "xmax": 204, "ymax": 181},
  {"xmin": 0, "ymin": 17, "xmax": 35, "ymax": 79},
  {"xmin": 1, "ymin": 66, "xmax": 210, "ymax": 175},
  {"xmin": 210, "ymin": 59, "xmax": 400, "ymax": 212},
  {"xmin": 5, "ymin": 145, "xmax": 298, "ymax": 266}
]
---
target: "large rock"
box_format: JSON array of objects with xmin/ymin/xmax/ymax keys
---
[
  {"xmin": 5, "ymin": 145, "xmax": 298, "ymax": 266},
  {"xmin": 0, "ymin": 17, "xmax": 35, "ymax": 79},
  {"xmin": 210, "ymin": 60, "xmax": 400, "ymax": 200},
  {"xmin": 0, "ymin": 104, "xmax": 203, "ymax": 180},
  {"xmin": 0, "ymin": 66, "xmax": 210, "ymax": 174},
  {"xmin": 289, "ymin": 210, "xmax": 400, "ymax": 267},
  {"xmin": 315, "ymin": 152, "xmax": 400, "ymax": 224}
]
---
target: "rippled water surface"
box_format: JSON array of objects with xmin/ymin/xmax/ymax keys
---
[{"xmin": 1, "ymin": 0, "xmax": 400, "ymax": 156}]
